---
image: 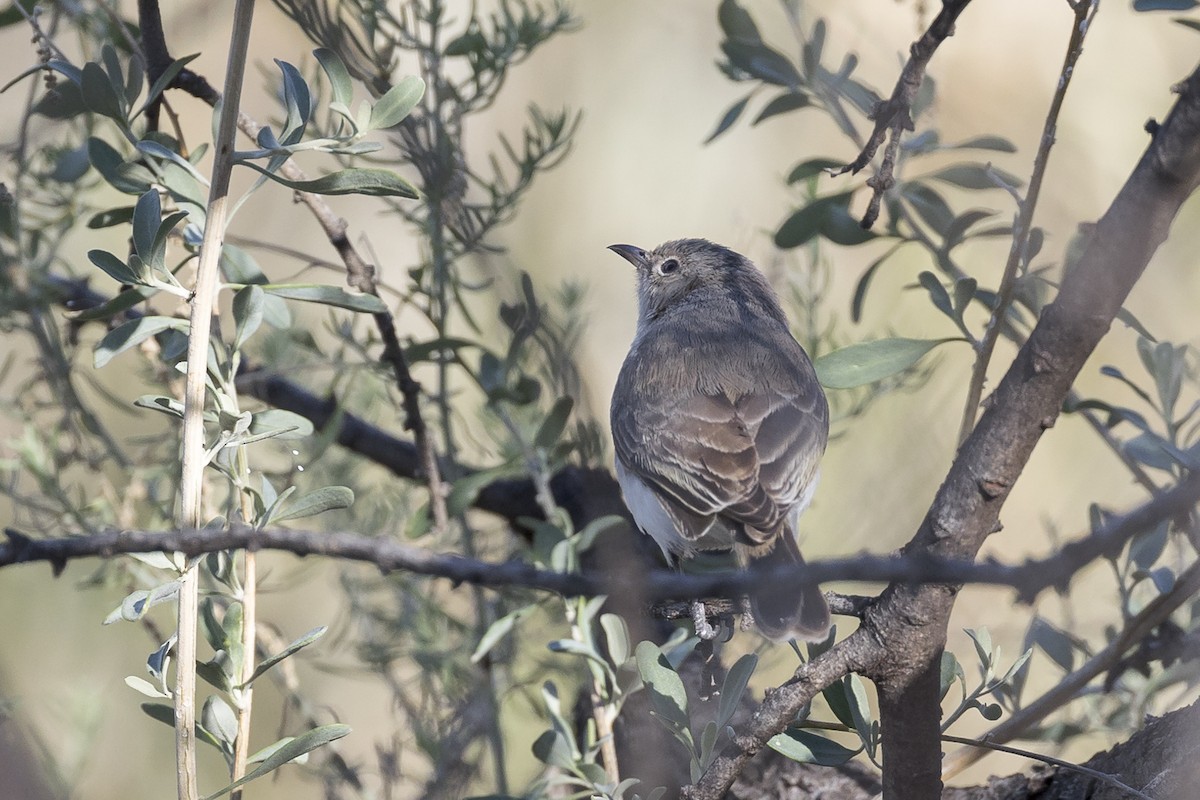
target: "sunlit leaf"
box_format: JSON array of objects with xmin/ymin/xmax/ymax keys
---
[{"xmin": 814, "ymin": 337, "xmax": 959, "ymax": 389}]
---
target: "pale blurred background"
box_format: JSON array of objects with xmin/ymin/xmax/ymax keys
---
[{"xmin": 1, "ymin": 0, "xmax": 1198, "ymax": 797}]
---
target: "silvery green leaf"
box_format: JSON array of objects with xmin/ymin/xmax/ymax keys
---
[
  {"xmin": 600, "ymin": 613, "xmax": 630, "ymax": 665},
  {"xmin": 232, "ymin": 285, "xmax": 265, "ymax": 350},
  {"xmin": 240, "ymin": 626, "xmax": 327, "ymax": 687},
  {"xmin": 814, "ymin": 337, "xmax": 959, "ymax": 389},
  {"xmin": 81, "ymin": 61, "xmax": 124, "ymax": 120},
  {"xmin": 87, "ymin": 249, "xmax": 141, "ymax": 286},
  {"xmin": 767, "ymin": 727, "xmax": 857, "ymax": 765},
  {"xmin": 259, "ymin": 283, "xmax": 388, "ymax": 313},
  {"xmin": 635, "ymin": 641, "xmax": 691, "ymax": 737},
  {"xmin": 717, "ymin": 653, "xmax": 757, "ymax": 728},
  {"xmin": 125, "ymin": 675, "xmax": 169, "ymax": 698},
  {"xmin": 202, "ymin": 695, "xmax": 238, "ymax": 746},
  {"xmin": 368, "ymin": 75, "xmax": 425, "ymax": 130},
  {"xmin": 199, "ymin": 725, "xmax": 351, "ymax": 800},
  {"xmin": 94, "ymin": 316, "xmax": 189, "ymax": 368},
  {"xmin": 241, "ymin": 161, "xmax": 420, "ymax": 199},
  {"xmin": 531, "ymin": 730, "xmax": 575, "ymax": 770},
  {"xmin": 472, "ymin": 608, "xmax": 530, "ymax": 664},
  {"xmin": 313, "ymin": 48, "xmax": 353, "ymax": 108},
  {"xmin": 271, "ymin": 486, "xmax": 354, "ymax": 522},
  {"xmin": 247, "ymin": 409, "xmax": 314, "ymax": 440}
]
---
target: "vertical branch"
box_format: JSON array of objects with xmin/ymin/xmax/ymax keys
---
[
  {"xmin": 957, "ymin": 0, "xmax": 1099, "ymax": 443},
  {"xmin": 175, "ymin": 2, "xmax": 256, "ymax": 798}
]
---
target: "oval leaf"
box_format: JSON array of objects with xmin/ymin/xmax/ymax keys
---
[
  {"xmin": 241, "ymin": 162, "xmax": 420, "ymax": 199},
  {"xmin": 271, "ymin": 486, "xmax": 354, "ymax": 523},
  {"xmin": 814, "ymin": 337, "xmax": 958, "ymax": 389},
  {"xmin": 767, "ymin": 728, "xmax": 858, "ymax": 766},
  {"xmin": 95, "ymin": 316, "xmax": 188, "ymax": 368},
  {"xmin": 259, "ymin": 283, "xmax": 387, "ymax": 313},
  {"xmin": 369, "ymin": 75, "xmax": 425, "ymax": 130}
]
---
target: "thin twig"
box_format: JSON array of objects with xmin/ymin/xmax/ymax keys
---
[
  {"xmin": 941, "ymin": 558, "xmax": 1200, "ymax": 780},
  {"xmin": 957, "ymin": 0, "xmax": 1100, "ymax": 443},
  {"xmin": 174, "ymin": 2, "xmax": 256, "ymax": 798},
  {"xmin": 832, "ymin": 0, "xmax": 975, "ymax": 228}
]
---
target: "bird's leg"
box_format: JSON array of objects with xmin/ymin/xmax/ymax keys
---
[
  {"xmin": 739, "ymin": 596, "xmax": 754, "ymax": 631},
  {"xmin": 691, "ymin": 599, "xmax": 718, "ymax": 640}
]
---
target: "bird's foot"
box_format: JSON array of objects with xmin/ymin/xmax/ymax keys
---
[{"xmin": 692, "ymin": 600, "xmax": 717, "ymax": 640}]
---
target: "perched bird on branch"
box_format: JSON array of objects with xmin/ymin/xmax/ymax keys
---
[{"xmin": 609, "ymin": 238, "xmax": 831, "ymax": 641}]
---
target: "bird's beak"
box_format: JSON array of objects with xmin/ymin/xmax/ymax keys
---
[{"xmin": 608, "ymin": 244, "xmax": 649, "ymax": 270}]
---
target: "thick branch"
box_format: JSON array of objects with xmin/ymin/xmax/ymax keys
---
[{"xmin": 689, "ymin": 62, "xmax": 1200, "ymax": 799}]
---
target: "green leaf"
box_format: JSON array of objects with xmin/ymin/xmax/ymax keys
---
[
  {"xmin": 314, "ymin": 48, "xmax": 354, "ymax": 108},
  {"xmin": 531, "ymin": 730, "xmax": 575, "ymax": 770},
  {"xmin": 634, "ymin": 641, "xmax": 691, "ymax": 735},
  {"xmin": 1134, "ymin": 0, "xmax": 1198, "ymax": 9},
  {"xmin": 472, "ymin": 607, "xmax": 531, "ymax": 664},
  {"xmin": 259, "ymin": 283, "xmax": 387, "ymax": 313},
  {"xmin": 927, "ymin": 163, "xmax": 1023, "ymax": 191},
  {"xmin": 88, "ymin": 137, "xmax": 151, "ymax": 194},
  {"xmin": 716, "ymin": 653, "xmax": 757, "ymax": 728},
  {"xmin": 949, "ymin": 134, "xmax": 1017, "ymax": 153},
  {"xmin": 776, "ymin": 192, "xmax": 873, "ymax": 248},
  {"xmin": 247, "ymin": 409, "xmax": 315, "ymax": 441},
  {"xmin": 786, "ymin": 158, "xmax": 843, "ymax": 184},
  {"xmin": 446, "ymin": 464, "xmax": 519, "ymax": 518},
  {"xmin": 136, "ymin": 53, "xmax": 199, "ymax": 119},
  {"xmin": 88, "ymin": 206, "xmax": 135, "ymax": 229},
  {"xmin": 918, "ymin": 271, "xmax": 955, "ymax": 319},
  {"xmin": 369, "ymin": 75, "xmax": 425, "ymax": 130},
  {"xmin": 202, "ymin": 695, "xmax": 238, "ymax": 746},
  {"xmin": 87, "ymin": 249, "xmax": 142, "ymax": 286},
  {"xmin": 600, "ymin": 613, "xmax": 630, "ymax": 665},
  {"xmin": 814, "ymin": 337, "xmax": 958, "ymax": 389},
  {"xmin": 133, "ymin": 394, "xmax": 185, "ymax": 420},
  {"xmin": 1129, "ymin": 520, "xmax": 1169, "ymax": 570},
  {"xmin": 965, "ymin": 627, "xmax": 993, "ymax": 671},
  {"xmin": 240, "ymin": 626, "xmax": 327, "ymax": 687},
  {"xmin": 95, "ymin": 316, "xmax": 188, "ymax": 368},
  {"xmin": 722, "ymin": 40, "xmax": 801, "ymax": 86},
  {"xmin": 718, "ymin": 0, "xmax": 761, "ymax": 42},
  {"xmin": 271, "ymin": 486, "xmax": 354, "ymax": 523},
  {"xmin": 704, "ymin": 93, "xmax": 752, "ymax": 144},
  {"xmin": 200, "ymin": 724, "xmax": 351, "ymax": 800},
  {"xmin": 232, "ymin": 285, "xmax": 264, "ymax": 350},
  {"xmin": 534, "ymin": 397, "xmax": 574, "ymax": 450},
  {"xmin": 753, "ymin": 91, "xmax": 810, "ymax": 124},
  {"xmin": 132, "ymin": 189, "xmax": 161, "ymax": 261},
  {"xmin": 274, "ymin": 59, "xmax": 312, "ymax": 144},
  {"xmin": 240, "ymin": 161, "xmax": 420, "ymax": 199},
  {"xmin": 901, "ymin": 182, "xmax": 955, "ymax": 235},
  {"xmin": 940, "ymin": 650, "xmax": 964, "ymax": 700},
  {"xmin": 1028, "ymin": 617, "xmax": 1075, "ymax": 672},
  {"xmin": 81, "ymin": 61, "xmax": 124, "ymax": 120},
  {"xmin": 767, "ymin": 728, "xmax": 858, "ymax": 765},
  {"xmin": 850, "ymin": 241, "xmax": 906, "ymax": 322}
]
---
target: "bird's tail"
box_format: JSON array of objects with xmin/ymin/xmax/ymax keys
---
[{"xmin": 744, "ymin": 529, "xmax": 830, "ymax": 642}]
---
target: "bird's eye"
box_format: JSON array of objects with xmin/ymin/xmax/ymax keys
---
[{"xmin": 659, "ymin": 258, "xmax": 680, "ymax": 275}]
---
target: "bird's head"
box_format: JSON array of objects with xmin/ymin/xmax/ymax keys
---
[{"xmin": 608, "ymin": 238, "xmax": 783, "ymax": 328}]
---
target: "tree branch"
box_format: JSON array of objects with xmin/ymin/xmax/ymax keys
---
[
  {"xmin": 4, "ymin": 471, "xmax": 1196, "ymax": 601},
  {"xmin": 689, "ymin": 60, "xmax": 1200, "ymax": 799},
  {"xmin": 832, "ymin": 0, "xmax": 975, "ymax": 228}
]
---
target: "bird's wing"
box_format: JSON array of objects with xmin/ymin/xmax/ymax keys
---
[{"xmin": 613, "ymin": 384, "xmax": 826, "ymax": 546}]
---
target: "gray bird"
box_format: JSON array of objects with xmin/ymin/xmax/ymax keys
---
[{"xmin": 608, "ymin": 239, "xmax": 831, "ymax": 641}]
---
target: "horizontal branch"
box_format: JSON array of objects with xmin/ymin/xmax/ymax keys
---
[{"xmin": 4, "ymin": 471, "xmax": 1196, "ymax": 599}]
